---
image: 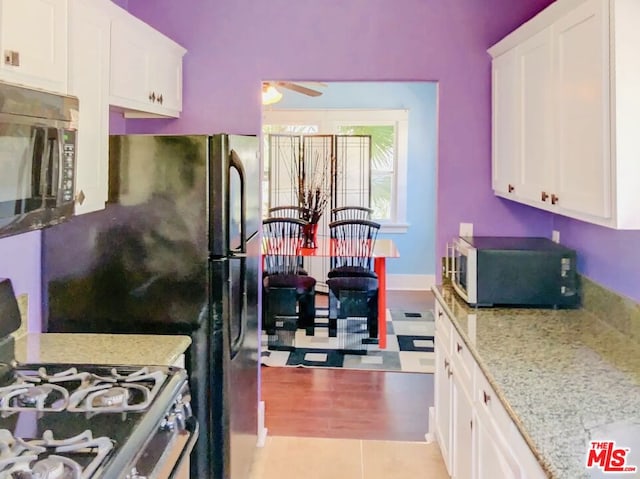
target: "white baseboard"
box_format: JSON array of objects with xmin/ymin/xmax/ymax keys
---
[
  {"xmin": 257, "ymin": 400, "xmax": 268, "ymax": 447},
  {"xmin": 386, "ymin": 274, "xmax": 435, "ymax": 291},
  {"xmin": 428, "ymin": 406, "xmax": 436, "ymax": 442}
]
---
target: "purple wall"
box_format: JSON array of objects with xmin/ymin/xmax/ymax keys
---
[
  {"xmin": 0, "ymin": 231, "xmax": 41, "ymax": 331},
  {"xmin": 125, "ymin": 1, "xmax": 640, "ymax": 303},
  {"xmin": 125, "ymin": 0, "xmax": 556, "ymax": 271},
  {"xmin": 553, "ymin": 216, "xmax": 640, "ymax": 301}
]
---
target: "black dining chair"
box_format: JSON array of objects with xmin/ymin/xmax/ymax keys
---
[
  {"xmin": 262, "ymin": 218, "xmax": 316, "ymax": 340},
  {"xmin": 327, "ymin": 219, "xmax": 380, "ymax": 279},
  {"xmin": 326, "ymin": 219, "xmax": 380, "ymax": 342},
  {"xmin": 330, "ymin": 206, "xmax": 374, "ymax": 222}
]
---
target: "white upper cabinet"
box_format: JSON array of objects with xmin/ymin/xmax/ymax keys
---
[
  {"xmin": 0, "ymin": 0, "xmax": 67, "ymax": 93},
  {"xmin": 67, "ymin": 0, "xmax": 187, "ymax": 214},
  {"xmin": 519, "ymin": 28, "xmax": 554, "ymax": 205},
  {"xmin": 554, "ymin": 0, "xmax": 610, "ymax": 218},
  {"xmin": 68, "ymin": 0, "xmax": 110, "ymax": 215},
  {"xmin": 489, "ymin": 0, "xmax": 640, "ymax": 229},
  {"xmin": 491, "ymin": 49, "xmax": 520, "ymax": 198},
  {"xmin": 109, "ymin": 10, "xmax": 186, "ymax": 118}
]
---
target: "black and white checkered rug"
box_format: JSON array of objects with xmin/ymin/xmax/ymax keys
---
[{"xmin": 260, "ymin": 310, "xmax": 435, "ymax": 373}]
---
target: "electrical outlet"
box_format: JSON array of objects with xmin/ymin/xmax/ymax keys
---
[
  {"xmin": 459, "ymin": 222, "xmax": 473, "ymax": 237},
  {"xmin": 552, "ymin": 230, "xmax": 560, "ymax": 243}
]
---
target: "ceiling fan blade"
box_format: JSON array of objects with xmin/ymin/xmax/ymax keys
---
[{"xmin": 277, "ymin": 81, "xmax": 323, "ymax": 97}]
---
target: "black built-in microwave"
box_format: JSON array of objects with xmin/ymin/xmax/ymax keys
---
[
  {"xmin": 447, "ymin": 236, "xmax": 579, "ymax": 308},
  {"xmin": 0, "ymin": 81, "xmax": 78, "ymax": 239}
]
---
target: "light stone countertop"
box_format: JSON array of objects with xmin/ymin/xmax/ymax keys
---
[
  {"xmin": 434, "ymin": 284, "xmax": 640, "ymax": 479},
  {"xmin": 13, "ymin": 333, "xmax": 191, "ymax": 367}
]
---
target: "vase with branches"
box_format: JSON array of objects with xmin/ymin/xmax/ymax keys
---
[{"xmin": 293, "ymin": 150, "xmax": 331, "ymax": 247}]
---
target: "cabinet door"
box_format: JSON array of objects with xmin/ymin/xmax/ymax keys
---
[
  {"xmin": 149, "ymin": 46, "xmax": 183, "ymax": 114},
  {"xmin": 109, "ymin": 13, "xmax": 185, "ymax": 118},
  {"xmin": 0, "ymin": 0, "xmax": 67, "ymax": 93},
  {"xmin": 476, "ymin": 409, "xmax": 523, "ymax": 479},
  {"xmin": 434, "ymin": 336, "xmax": 453, "ymax": 475},
  {"xmin": 452, "ymin": 378, "xmax": 473, "ymax": 479},
  {"xmin": 518, "ymin": 28, "xmax": 554, "ymax": 205},
  {"xmin": 554, "ymin": 0, "xmax": 611, "ymax": 218},
  {"xmin": 491, "ymin": 49, "xmax": 520, "ymax": 197},
  {"xmin": 110, "ymin": 18, "xmax": 150, "ymax": 108},
  {"xmin": 68, "ymin": 0, "xmax": 109, "ymax": 215}
]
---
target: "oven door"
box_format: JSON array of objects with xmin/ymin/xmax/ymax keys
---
[
  {"xmin": 450, "ymin": 237, "xmax": 477, "ymax": 304},
  {"xmin": 133, "ymin": 415, "xmax": 199, "ymax": 479}
]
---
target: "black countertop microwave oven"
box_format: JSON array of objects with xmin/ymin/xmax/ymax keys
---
[
  {"xmin": 0, "ymin": 81, "xmax": 78, "ymax": 239},
  {"xmin": 447, "ymin": 236, "xmax": 579, "ymax": 308}
]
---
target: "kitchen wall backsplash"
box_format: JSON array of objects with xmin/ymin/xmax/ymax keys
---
[{"xmin": 581, "ymin": 275, "xmax": 640, "ymax": 341}]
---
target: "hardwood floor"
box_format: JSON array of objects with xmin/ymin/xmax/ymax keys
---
[
  {"xmin": 260, "ymin": 290, "xmax": 435, "ymax": 442},
  {"xmin": 261, "ymin": 367, "xmax": 433, "ymax": 441}
]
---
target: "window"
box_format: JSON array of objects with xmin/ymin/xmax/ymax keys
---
[{"xmin": 262, "ymin": 109, "xmax": 409, "ymax": 232}]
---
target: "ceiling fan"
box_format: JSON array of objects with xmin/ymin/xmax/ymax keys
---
[{"xmin": 262, "ymin": 81, "xmax": 325, "ymax": 105}]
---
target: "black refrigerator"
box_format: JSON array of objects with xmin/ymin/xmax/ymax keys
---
[{"xmin": 41, "ymin": 134, "xmax": 261, "ymax": 479}]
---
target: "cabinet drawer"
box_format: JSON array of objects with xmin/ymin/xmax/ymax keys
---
[
  {"xmin": 451, "ymin": 329, "xmax": 474, "ymax": 388},
  {"xmin": 434, "ymin": 301, "xmax": 450, "ymax": 333},
  {"xmin": 434, "ymin": 302, "xmax": 452, "ymax": 356},
  {"xmin": 475, "ymin": 367, "xmax": 514, "ymax": 435}
]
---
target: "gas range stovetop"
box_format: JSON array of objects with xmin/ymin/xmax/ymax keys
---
[{"xmin": 0, "ymin": 362, "xmax": 194, "ymax": 479}]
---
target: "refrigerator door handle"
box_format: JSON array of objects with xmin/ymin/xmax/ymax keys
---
[
  {"xmin": 229, "ymin": 150, "xmax": 246, "ymax": 255},
  {"xmin": 228, "ymin": 254, "xmax": 246, "ymax": 359}
]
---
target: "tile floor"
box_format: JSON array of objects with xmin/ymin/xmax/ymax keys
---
[{"xmin": 249, "ymin": 436, "xmax": 450, "ymax": 479}]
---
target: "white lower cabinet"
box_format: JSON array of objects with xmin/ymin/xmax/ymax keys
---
[
  {"xmin": 434, "ymin": 302, "xmax": 453, "ymax": 474},
  {"xmin": 475, "ymin": 402, "xmax": 522, "ymax": 479},
  {"xmin": 434, "ymin": 298, "xmax": 548, "ymax": 479},
  {"xmin": 475, "ymin": 371, "xmax": 523, "ymax": 479},
  {"xmin": 452, "ymin": 377, "xmax": 473, "ymax": 479}
]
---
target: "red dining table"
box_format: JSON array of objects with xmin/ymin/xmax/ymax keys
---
[{"xmin": 300, "ymin": 237, "xmax": 400, "ymax": 349}]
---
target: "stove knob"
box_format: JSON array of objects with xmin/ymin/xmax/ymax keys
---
[
  {"xmin": 160, "ymin": 412, "xmax": 177, "ymax": 431},
  {"xmin": 174, "ymin": 409, "xmax": 186, "ymax": 431},
  {"xmin": 125, "ymin": 467, "xmax": 147, "ymax": 479},
  {"xmin": 176, "ymin": 394, "xmax": 193, "ymax": 418}
]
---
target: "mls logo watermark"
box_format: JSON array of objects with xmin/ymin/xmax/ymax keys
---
[{"xmin": 587, "ymin": 441, "xmax": 637, "ymax": 473}]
